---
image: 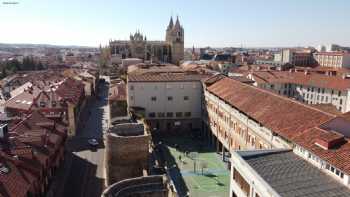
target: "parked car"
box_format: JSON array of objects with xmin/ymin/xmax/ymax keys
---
[{"xmin": 88, "ymin": 138, "xmax": 99, "ymax": 146}]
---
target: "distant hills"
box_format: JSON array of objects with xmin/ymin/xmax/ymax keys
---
[{"xmin": 0, "ymin": 43, "xmax": 97, "ymax": 49}]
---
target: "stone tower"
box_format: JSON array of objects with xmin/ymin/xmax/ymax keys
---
[{"xmin": 166, "ymin": 16, "xmax": 184, "ymax": 65}]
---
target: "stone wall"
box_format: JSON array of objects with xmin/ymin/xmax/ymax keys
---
[
  {"xmin": 102, "ymin": 175, "xmax": 169, "ymax": 197},
  {"xmin": 106, "ymin": 128, "xmax": 150, "ymax": 185}
]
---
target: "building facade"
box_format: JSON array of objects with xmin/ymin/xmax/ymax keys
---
[
  {"xmin": 274, "ymin": 49, "xmax": 313, "ymax": 67},
  {"xmin": 203, "ymin": 76, "xmax": 350, "ymax": 196},
  {"xmin": 127, "ymin": 65, "xmax": 207, "ymax": 133},
  {"xmin": 314, "ymin": 52, "xmax": 350, "ymax": 68},
  {"xmin": 246, "ymin": 70, "xmax": 350, "ymax": 113},
  {"xmin": 109, "ymin": 17, "xmax": 184, "ymax": 65}
]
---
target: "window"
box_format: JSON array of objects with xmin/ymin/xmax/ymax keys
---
[
  {"xmin": 151, "ymin": 96, "xmax": 157, "ymax": 101},
  {"xmin": 40, "ymin": 101, "xmax": 46, "ymax": 107},
  {"xmin": 130, "ymin": 96, "xmax": 134, "ymax": 101},
  {"xmin": 148, "ymin": 112, "xmax": 156, "ymax": 118},
  {"xmin": 157, "ymin": 112, "xmax": 165, "ymax": 117},
  {"xmin": 166, "ymin": 84, "xmax": 172, "ymax": 89},
  {"xmin": 52, "ymin": 101, "xmax": 57, "ymax": 107},
  {"xmin": 336, "ymin": 169, "xmax": 340, "ymax": 176},
  {"xmin": 130, "ymin": 85, "xmax": 134, "ymax": 90},
  {"xmin": 167, "ymin": 122, "xmax": 171, "ymax": 130},
  {"xmin": 184, "ymin": 96, "xmax": 189, "ymax": 101},
  {"xmin": 167, "ymin": 96, "xmax": 173, "ymax": 101},
  {"xmin": 180, "ymin": 84, "xmax": 184, "ymax": 89},
  {"xmin": 184, "ymin": 112, "xmax": 191, "ymax": 117},
  {"xmin": 233, "ymin": 168, "xmax": 250, "ymax": 196},
  {"xmin": 176, "ymin": 112, "xmax": 183, "ymax": 117},
  {"xmin": 340, "ymin": 99, "xmax": 343, "ymax": 105},
  {"xmin": 166, "ymin": 112, "xmax": 173, "ymax": 117},
  {"xmin": 338, "ymin": 91, "xmax": 341, "ymax": 96}
]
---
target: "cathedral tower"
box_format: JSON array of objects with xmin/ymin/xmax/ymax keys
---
[{"xmin": 166, "ymin": 16, "xmax": 184, "ymax": 65}]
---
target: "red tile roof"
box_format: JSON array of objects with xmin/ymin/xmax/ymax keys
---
[
  {"xmin": 128, "ymin": 71, "xmax": 211, "ymax": 82},
  {"xmin": 294, "ymin": 127, "xmax": 350, "ymax": 174},
  {"xmin": 4, "ymin": 86, "xmax": 41, "ymax": 111},
  {"xmin": 109, "ymin": 83, "xmax": 126, "ymax": 101},
  {"xmin": 206, "ymin": 77, "xmax": 335, "ymax": 140},
  {"xmin": 0, "ymin": 111, "xmax": 67, "ymax": 196},
  {"xmin": 55, "ymin": 78, "xmax": 85, "ymax": 105},
  {"xmin": 0, "ymin": 156, "xmax": 32, "ymax": 197},
  {"xmin": 315, "ymin": 51, "xmax": 350, "ymax": 56},
  {"xmin": 250, "ymin": 70, "xmax": 350, "ymax": 91}
]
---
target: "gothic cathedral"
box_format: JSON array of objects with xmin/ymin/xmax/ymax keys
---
[{"xmin": 109, "ymin": 16, "xmax": 184, "ymax": 65}]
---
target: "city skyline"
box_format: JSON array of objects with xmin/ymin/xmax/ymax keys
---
[{"xmin": 0, "ymin": 0, "xmax": 350, "ymax": 48}]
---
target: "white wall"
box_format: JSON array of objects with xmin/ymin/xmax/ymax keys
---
[
  {"xmin": 230, "ymin": 151, "xmax": 281, "ymax": 197},
  {"xmin": 128, "ymin": 81, "xmax": 202, "ymax": 119}
]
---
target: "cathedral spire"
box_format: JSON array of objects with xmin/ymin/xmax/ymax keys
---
[
  {"xmin": 167, "ymin": 16, "xmax": 174, "ymax": 30},
  {"xmin": 174, "ymin": 16, "xmax": 181, "ymax": 29}
]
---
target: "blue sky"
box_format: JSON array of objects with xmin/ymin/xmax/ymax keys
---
[{"xmin": 0, "ymin": 0, "xmax": 349, "ymax": 47}]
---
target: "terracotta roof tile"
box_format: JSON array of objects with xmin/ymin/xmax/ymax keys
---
[
  {"xmin": 250, "ymin": 70, "xmax": 350, "ymax": 91},
  {"xmin": 128, "ymin": 71, "xmax": 211, "ymax": 82},
  {"xmin": 294, "ymin": 127, "xmax": 350, "ymax": 175},
  {"xmin": 207, "ymin": 77, "xmax": 335, "ymax": 140},
  {"xmin": 0, "ymin": 156, "xmax": 31, "ymax": 197}
]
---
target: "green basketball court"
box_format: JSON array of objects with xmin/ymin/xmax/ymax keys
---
[{"xmin": 159, "ymin": 136, "xmax": 230, "ymax": 197}]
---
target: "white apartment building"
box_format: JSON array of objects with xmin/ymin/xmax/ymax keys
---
[
  {"xmin": 314, "ymin": 52, "xmax": 350, "ymax": 68},
  {"xmin": 273, "ymin": 49, "xmax": 313, "ymax": 66},
  {"xmin": 247, "ymin": 70, "xmax": 350, "ymax": 113},
  {"xmin": 127, "ymin": 67, "xmax": 209, "ymax": 132}
]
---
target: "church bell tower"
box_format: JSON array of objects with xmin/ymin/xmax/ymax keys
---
[{"xmin": 166, "ymin": 16, "xmax": 184, "ymax": 65}]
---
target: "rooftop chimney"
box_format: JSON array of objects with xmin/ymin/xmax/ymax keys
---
[{"xmin": 315, "ymin": 131, "xmax": 345, "ymax": 150}]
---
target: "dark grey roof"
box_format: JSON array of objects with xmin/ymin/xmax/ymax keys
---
[{"xmin": 241, "ymin": 150, "xmax": 350, "ymax": 197}]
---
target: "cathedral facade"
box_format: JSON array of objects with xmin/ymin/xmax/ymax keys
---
[{"xmin": 109, "ymin": 17, "xmax": 184, "ymax": 65}]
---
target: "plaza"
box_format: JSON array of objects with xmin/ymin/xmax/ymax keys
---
[{"xmin": 156, "ymin": 135, "xmax": 230, "ymax": 197}]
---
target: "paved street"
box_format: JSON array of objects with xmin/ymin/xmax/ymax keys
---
[{"xmin": 51, "ymin": 77, "xmax": 110, "ymax": 197}]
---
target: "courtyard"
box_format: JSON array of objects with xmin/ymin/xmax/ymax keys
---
[{"xmin": 156, "ymin": 135, "xmax": 230, "ymax": 197}]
